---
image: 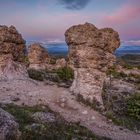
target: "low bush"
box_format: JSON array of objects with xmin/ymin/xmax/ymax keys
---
[
  {"xmin": 123, "ymin": 64, "xmax": 133, "ymax": 69},
  {"xmin": 127, "ymin": 93, "xmax": 140, "ymax": 120},
  {"xmin": 28, "ymin": 69, "xmax": 44, "ymax": 81},
  {"xmin": 76, "ymin": 94, "xmax": 101, "ymax": 111},
  {"xmin": 56, "ymin": 66, "xmax": 74, "ymax": 82},
  {"xmin": 28, "ymin": 67, "xmax": 74, "ymax": 84}
]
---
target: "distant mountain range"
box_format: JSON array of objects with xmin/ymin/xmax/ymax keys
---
[
  {"xmin": 115, "ymin": 46, "xmax": 140, "ymax": 57},
  {"xmin": 26, "ymin": 41, "xmax": 140, "ymax": 57}
]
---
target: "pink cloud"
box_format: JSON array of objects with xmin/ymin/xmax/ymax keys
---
[
  {"xmin": 101, "ymin": 5, "xmax": 140, "ymax": 25},
  {"xmin": 4, "ymin": 11, "xmax": 93, "ymax": 40},
  {"xmin": 96, "ymin": 2, "xmax": 140, "ymax": 40}
]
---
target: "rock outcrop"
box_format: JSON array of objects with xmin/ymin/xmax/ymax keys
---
[
  {"xmin": 0, "ymin": 25, "xmax": 26, "ymax": 62},
  {"xmin": 0, "ymin": 108, "xmax": 21, "ymax": 140},
  {"xmin": 0, "ymin": 25, "xmax": 27, "ymax": 80},
  {"xmin": 65, "ymin": 23, "xmax": 120, "ymax": 108},
  {"xmin": 28, "ymin": 43, "xmax": 67, "ymax": 70},
  {"xmin": 28, "ymin": 43, "xmax": 50, "ymax": 70}
]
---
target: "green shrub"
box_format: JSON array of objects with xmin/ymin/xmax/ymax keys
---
[
  {"xmin": 28, "ymin": 66, "xmax": 74, "ymax": 84},
  {"xmin": 76, "ymin": 94, "xmax": 101, "ymax": 111},
  {"xmin": 123, "ymin": 64, "xmax": 133, "ymax": 69},
  {"xmin": 28, "ymin": 69, "xmax": 44, "ymax": 81},
  {"xmin": 127, "ymin": 93, "xmax": 140, "ymax": 120},
  {"xmin": 106, "ymin": 68, "xmax": 127, "ymax": 79},
  {"xmin": 106, "ymin": 111, "xmax": 114, "ymax": 119},
  {"xmin": 56, "ymin": 66, "xmax": 74, "ymax": 82}
]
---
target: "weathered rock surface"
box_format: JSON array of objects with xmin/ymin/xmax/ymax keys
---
[
  {"xmin": 32, "ymin": 112, "xmax": 56, "ymax": 123},
  {"xmin": 28, "ymin": 43, "xmax": 67, "ymax": 70},
  {"xmin": 0, "ymin": 25, "xmax": 27, "ymax": 80},
  {"xmin": 0, "ymin": 108, "xmax": 21, "ymax": 140},
  {"xmin": 65, "ymin": 23, "xmax": 120, "ymax": 108},
  {"xmin": 0, "ymin": 25, "xmax": 26, "ymax": 61},
  {"xmin": 28, "ymin": 43, "xmax": 50, "ymax": 70}
]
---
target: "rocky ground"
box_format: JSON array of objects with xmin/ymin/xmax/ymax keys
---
[{"xmin": 0, "ymin": 76, "xmax": 140, "ymax": 140}]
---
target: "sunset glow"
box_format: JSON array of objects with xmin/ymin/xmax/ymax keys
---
[{"xmin": 0, "ymin": 0, "xmax": 140, "ymax": 44}]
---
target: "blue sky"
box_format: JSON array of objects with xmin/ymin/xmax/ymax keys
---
[{"xmin": 0, "ymin": 0, "xmax": 140, "ymax": 45}]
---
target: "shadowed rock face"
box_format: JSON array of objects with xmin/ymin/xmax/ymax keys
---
[
  {"xmin": 65, "ymin": 23, "xmax": 120, "ymax": 108},
  {"xmin": 0, "ymin": 25, "xmax": 27, "ymax": 80}
]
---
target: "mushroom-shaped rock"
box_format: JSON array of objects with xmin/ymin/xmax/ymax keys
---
[{"xmin": 65, "ymin": 23, "xmax": 120, "ymax": 108}]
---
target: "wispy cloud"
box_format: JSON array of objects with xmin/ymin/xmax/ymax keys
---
[
  {"xmin": 101, "ymin": 5, "xmax": 140, "ymax": 25},
  {"xmin": 122, "ymin": 40, "xmax": 140, "ymax": 46},
  {"xmin": 59, "ymin": 0, "xmax": 91, "ymax": 10}
]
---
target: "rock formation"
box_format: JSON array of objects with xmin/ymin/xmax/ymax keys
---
[
  {"xmin": 28, "ymin": 43, "xmax": 50, "ymax": 70},
  {"xmin": 28, "ymin": 43, "xmax": 67, "ymax": 70},
  {"xmin": 0, "ymin": 108, "xmax": 21, "ymax": 140},
  {"xmin": 0, "ymin": 25, "xmax": 26, "ymax": 62},
  {"xmin": 65, "ymin": 23, "xmax": 120, "ymax": 108},
  {"xmin": 0, "ymin": 25, "xmax": 27, "ymax": 80}
]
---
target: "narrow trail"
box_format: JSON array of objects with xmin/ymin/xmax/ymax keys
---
[{"xmin": 0, "ymin": 79, "xmax": 140, "ymax": 140}]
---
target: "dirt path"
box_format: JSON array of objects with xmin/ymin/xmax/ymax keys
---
[{"xmin": 0, "ymin": 78, "xmax": 140, "ymax": 140}]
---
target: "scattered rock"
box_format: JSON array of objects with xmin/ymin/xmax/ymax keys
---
[
  {"xmin": 82, "ymin": 110, "xmax": 88, "ymax": 115},
  {"xmin": 59, "ymin": 96, "xmax": 67, "ymax": 103},
  {"xmin": 32, "ymin": 112, "xmax": 56, "ymax": 123},
  {"xmin": 58, "ymin": 96, "xmax": 68, "ymax": 108},
  {"xmin": 0, "ymin": 108, "xmax": 21, "ymax": 140},
  {"xmin": 60, "ymin": 103, "xmax": 65, "ymax": 108},
  {"xmin": 91, "ymin": 116, "xmax": 96, "ymax": 120},
  {"xmin": 10, "ymin": 96, "xmax": 20, "ymax": 102}
]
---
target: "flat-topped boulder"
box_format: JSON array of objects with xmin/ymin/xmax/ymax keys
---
[{"xmin": 65, "ymin": 23, "xmax": 120, "ymax": 108}]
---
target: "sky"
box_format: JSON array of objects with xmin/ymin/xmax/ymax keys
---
[{"xmin": 0, "ymin": 0, "xmax": 140, "ymax": 45}]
